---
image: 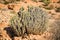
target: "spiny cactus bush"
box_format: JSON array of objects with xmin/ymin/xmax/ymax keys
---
[{"xmin": 10, "ymin": 6, "xmax": 49, "ymax": 36}]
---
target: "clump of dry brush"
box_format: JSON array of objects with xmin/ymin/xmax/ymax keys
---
[
  {"xmin": 10, "ymin": 6, "xmax": 49, "ymax": 37},
  {"xmin": 0, "ymin": 0, "xmax": 23, "ymax": 4},
  {"xmin": 48, "ymin": 20, "xmax": 60, "ymax": 40}
]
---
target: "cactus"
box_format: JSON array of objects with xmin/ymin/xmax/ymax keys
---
[{"xmin": 10, "ymin": 6, "xmax": 49, "ymax": 36}]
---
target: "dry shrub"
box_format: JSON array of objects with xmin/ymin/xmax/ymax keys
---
[{"xmin": 10, "ymin": 6, "xmax": 49, "ymax": 36}]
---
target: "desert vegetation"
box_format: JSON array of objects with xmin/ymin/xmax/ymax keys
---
[
  {"xmin": 10, "ymin": 6, "xmax": 49, "ymax": 37},
  {"xmin": 0, "ymin": 0, "xmax": 24, "ymax": 4}
]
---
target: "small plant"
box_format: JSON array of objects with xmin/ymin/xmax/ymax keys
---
[
  {"xmin": 44, "ymin": 6, "xmax": 53, "ymax": 10},
  {"xmin": 32, "ymin": 0, "xmax": 42, "ymax": 2},
  {"xmin": 55, "ymin": 7, "xmax": 60, "ymax": 12},
  {"xmin": 10, "ymin": 6, "xmax": 49, "ymax": 36},
  {"xmin": 0, "ymin": 0, "xmax": 23, "ymax": 4},
  {"xmin": 48, "ymin": 20, "xmax": 60, "ymax": 40},
  {"xmin": 42, "ymin": 0, "xmax": 50, "ymax": 6}
]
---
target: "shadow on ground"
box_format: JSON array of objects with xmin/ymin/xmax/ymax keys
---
[{"xmin": 4, "ymin": 27, "xmax": 17, "ymax": 40}]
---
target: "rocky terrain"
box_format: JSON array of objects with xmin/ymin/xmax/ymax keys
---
[{"xmin": 0, "ymin": 0, "xmax": 60, "ymax": 40}]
